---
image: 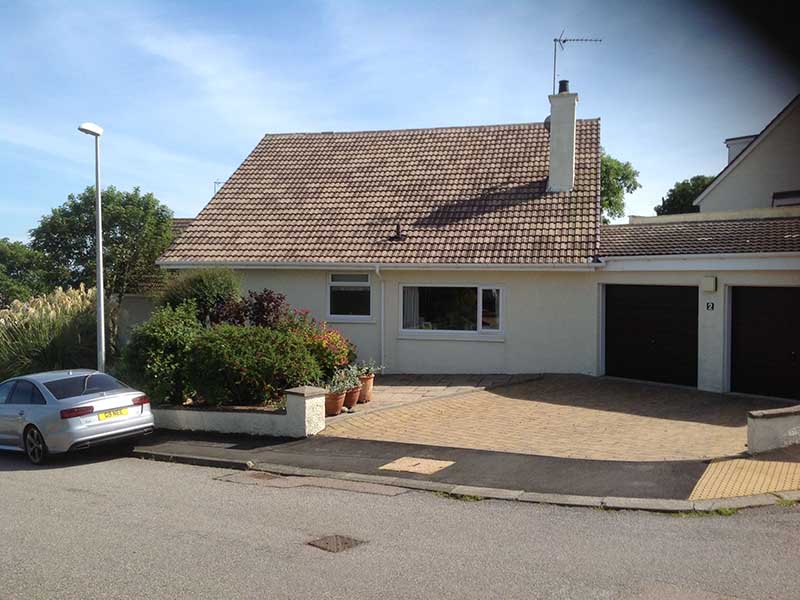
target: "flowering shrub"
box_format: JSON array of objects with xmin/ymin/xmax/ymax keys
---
[
  {"xmin": 0, "ymin": 285, "xmax": 97, "ymax": 380},
  {"xmin": 279, "ymin": 309, "xmax": 354, "ymax": 378}
]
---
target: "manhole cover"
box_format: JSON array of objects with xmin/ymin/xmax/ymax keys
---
[{"xmin": 308, "ymin": 535, "xmax": 365, "ymax": 553}]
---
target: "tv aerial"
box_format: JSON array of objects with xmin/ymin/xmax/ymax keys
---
[{"xmin": 552, "ymin": 30, "xmax": 602, "ymax": 94}]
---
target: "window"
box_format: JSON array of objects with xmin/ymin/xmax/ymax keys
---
[
  {"xmin": 44, "ymin": 374, "xmax": 128, "ymax": 400},
  {"xmin": 328, "ymin": 273, "xmax": 371, "ymax": 319},
  {"xmin": 401, "ymin": 285, "xmax": 503, "ymax": 333},
  {"xmin": 7, "ymin": 380, "xmax": 43, "ymax": 405},
  {"xmin": 0, "ymin": 381, "xmax": 13, "ymax": 404}
]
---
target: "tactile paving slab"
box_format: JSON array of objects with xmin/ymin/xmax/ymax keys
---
[{"xmin": 689, "ymin": 458, "xmax": 800, "ymax": 500}]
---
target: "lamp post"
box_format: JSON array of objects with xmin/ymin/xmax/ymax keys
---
[{"xmin": 78, "ymin": 122, "xmax": 105, "ymax": 372}]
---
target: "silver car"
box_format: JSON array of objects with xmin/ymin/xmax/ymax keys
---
[{"xmin": 0, "ymin": 369, "xmax": 154, "ymax": 464}]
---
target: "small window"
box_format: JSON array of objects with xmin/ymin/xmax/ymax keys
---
[
  {"xmin": 328, "ymin": 274, "xmax": 371, "ymax": 318},
  {"xmin": 401, "ymin": 286, "xmax": 503, "ymax": 333}
]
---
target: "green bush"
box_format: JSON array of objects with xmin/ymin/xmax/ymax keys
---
[
  {"xmin": 0, "ymin": 286, "xmax": 97, "ymax": 381},
  {"xmin": 277, "ymin": 310, "xmax": 354, "ymax": 378},
  {"xmin": 160, "ymin": 268, "xmax": 239, "ymax": 324},
  {"xmin": 120, "ymin": 301, "xmax": 201, "ymax": 404},
  {"xmin": 185, "ymin": 324, "xmax": 322, "ymax": 406}
]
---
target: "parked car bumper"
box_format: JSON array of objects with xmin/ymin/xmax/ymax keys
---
[{"xmin": 45, "ymin": 412, "xmax": 155, "ymax": 454}]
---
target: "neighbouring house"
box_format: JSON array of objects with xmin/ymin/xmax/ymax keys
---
[
  {"xmin": 117, "ymin": 217, "xmax": 194, "ymax": 344},
  {"xmin": 158, "ymin": 83, "xmax": 800, "ymax": 400}
]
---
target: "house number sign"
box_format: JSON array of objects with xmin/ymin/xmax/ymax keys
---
[{"xmin": 706, "ymin": 302, "xmax": 715, "ymax": 311}]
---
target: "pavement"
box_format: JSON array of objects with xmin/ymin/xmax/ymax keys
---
[{"xmin": 2, "ymin": 453, "xmax": 800, "ymax": 599}]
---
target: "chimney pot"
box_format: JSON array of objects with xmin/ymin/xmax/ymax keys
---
[{"xmin": 558, "ymin": 79, "xmax": 569, "ymax": 93}]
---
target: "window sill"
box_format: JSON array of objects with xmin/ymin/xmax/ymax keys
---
[
  {"xmin": 397, "ymin": 331, "xmax": 505, "ymax": 343},
  {"xmin": 326, "ymin": 316, "xmax": 376, "ymax": 324}
]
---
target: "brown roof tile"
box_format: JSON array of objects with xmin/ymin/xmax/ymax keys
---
[
  {"xmin": 600, "ymin": 217, "xmax": 800, "ymax": 257},
  {"xmin": 160, "ymin": 121, "xmax": 601, "ymax": 266}
]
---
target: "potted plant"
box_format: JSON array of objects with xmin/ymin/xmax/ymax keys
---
[
  {"xmin": 357, "ymin": 359, "xmax": 383, "ymax": 404},
  {"xmin": 342, "ymin": 365, "xmax": 362, "ymax": 411},
  {"xmin": 324, "ymin": 370, "xmax": 350, "ymax": 416}
]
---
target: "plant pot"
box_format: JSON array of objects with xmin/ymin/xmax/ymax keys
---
[
  {"xmin": 325, "ymin": 392, "xmax": 346, "ymax": 416},
  {"xmin": 358, "ymin": 374, "xmax": 375, "ymax": 403},
  {"xmin": 343, "ymin": 386, "xmax": 362, "ymax": 410}
]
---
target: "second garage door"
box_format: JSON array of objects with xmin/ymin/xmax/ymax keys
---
[{"xmin": 605, "ymin": 284, "xmax": 699, "ymax": 386}]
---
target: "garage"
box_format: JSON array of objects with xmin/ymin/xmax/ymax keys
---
[
  {"xmin": 605, "ymin": 284, "xmax": 699, "ymax": 386},
  {"xmin": 731, "ymin": 286, "xmax": 800, "ymax": 400}
]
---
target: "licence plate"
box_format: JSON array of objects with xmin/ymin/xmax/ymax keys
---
[{"xmin": 98, "ymin": 408, "xmax": 128, "ymax": 421}]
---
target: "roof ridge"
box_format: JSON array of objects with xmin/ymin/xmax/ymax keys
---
[{"xmin": 263, "ymin": 118, "xmax": 601, "ymax": 138}]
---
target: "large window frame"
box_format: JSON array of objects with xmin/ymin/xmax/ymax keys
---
[
  {"xmin": 326, "ymin": 273, "xmax": 373, "ymax": 323},
  {"xmin": 398, "ymin": 283, "xmax": 505, "ymax": 338}
]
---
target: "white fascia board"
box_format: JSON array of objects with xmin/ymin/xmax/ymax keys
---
[
  {"xmin": 156, "ymin": 260, "xmax": 599, "ymax": 272},
  {"xmin": 693, "ymin": 96, "xmax": 800, "ymax": 207},
  {"xmin": 600, "ymin": 252, "xmax": 800, "ymax": 272}
]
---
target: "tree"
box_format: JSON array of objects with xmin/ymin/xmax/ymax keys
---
[
  {"xmin": 654, "ymin": 175, "xmax": 715, "ymax": 215},
  {"xmin": 600, "ymin": 151, "xmax": 641, "ymax": 223},
  {"xmin": 0, "ymin": 238, "xmax": 50, "ymax": 306},
  {"xmin": 30, "ymin": 186, "xmax": 174, "ymax": 302}
]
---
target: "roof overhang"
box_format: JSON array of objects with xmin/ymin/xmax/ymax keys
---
[{"xmin": 599, "ymin": 251, "xmax": 800, "ymax": 272}]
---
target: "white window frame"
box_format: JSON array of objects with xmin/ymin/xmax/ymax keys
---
[
  {"xmin": 398, "ymin": 283, "xmax": 505, "ymax": 339},
  {"xmin": 326, "ymin": 273, "xmax": 373, "ymax": 323}
]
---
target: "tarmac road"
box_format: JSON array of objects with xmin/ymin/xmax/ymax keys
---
[{"xmin": 1, "ymin": 450, "xmax": 798, "ymax": 600}]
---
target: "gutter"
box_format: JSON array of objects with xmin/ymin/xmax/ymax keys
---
[
  {"xmin": 374, "ymin": 264, "xmax": 385, "ymax": 370},
  {"xmin": 156, "ymin": 260, "xmax": 600, "ymax": 272}
]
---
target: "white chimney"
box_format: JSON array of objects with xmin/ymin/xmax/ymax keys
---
[
  {"xmin": 724, "ymin": 135, "xmax": 757, "ymax": 164},
  {"xmin": 547, "ymin": 80, "xmax": 578, "ymax": 193}
]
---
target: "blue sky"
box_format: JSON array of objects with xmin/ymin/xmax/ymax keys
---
[{"xmin": 1, "ymin": 0, "xmax": 797, "ymax": 241}]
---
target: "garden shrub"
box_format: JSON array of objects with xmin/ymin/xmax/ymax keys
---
[
  {"xmin": 185, "ymin": 324, "xmax": 322, "ymax": 406},
  {"xmin": 121, "ymin": 301, "xmax": 201, "ymax": 404},
  {"xmin": 278, "ymin": 310, "xmax": 353, "ymax": 378},
  {"xmin": 161, "ymin": 268, "xmax": 239, "ymax": 324},
  {"xmin": 210, "ymin": 289, "xmax": 289, "ymax": 327},
  {"xmin": 0, "ymin": 285, "xmax": 97, "ymax": 381}
]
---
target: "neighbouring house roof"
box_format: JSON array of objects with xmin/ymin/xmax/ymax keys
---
[
  {"xmin": 600, "ymin": 216, "xmax": 800, "ymax": 257},
  {"xmin": 693, "ymin": 94, "xmax": 800, "ymax": 208},
  {"xmin": 159, "ymin": 121, "xmax": 601, "ymax": 267}
]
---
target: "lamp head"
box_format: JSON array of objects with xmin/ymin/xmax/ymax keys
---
[{"xmin": 78, "ymin": 122, "xmax": 103, "ymax": 137}]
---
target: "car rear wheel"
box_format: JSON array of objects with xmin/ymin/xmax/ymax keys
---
[{"xmin": 24, "ymin": 426, "xmax": 48, "ymax": 465}]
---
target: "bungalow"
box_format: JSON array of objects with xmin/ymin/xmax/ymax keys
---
[{"xmin": 159, "ymin": 84, "xmax": 800, "ymax": 400}]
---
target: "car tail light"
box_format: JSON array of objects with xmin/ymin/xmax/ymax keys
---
[
  {"xmin": 60, "ymin": 406, "xmax": 94, "ymax": 419},
  {"xmin": 132, "ymin": 395, "xmax": 150, "ymax": 406}
]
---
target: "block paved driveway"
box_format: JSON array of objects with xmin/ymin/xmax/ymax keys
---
[{"xmin": 323, "ymin": 374, "xmax": 790, "ymax": 461}]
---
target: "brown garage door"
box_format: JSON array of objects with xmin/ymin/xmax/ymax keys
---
[
  {"xmin": 605, "ymin": 285, "xmax": 699, "ymax": 386},
  {"xmin": 731, "ymin": 286, "xmax": 800, "ymax": 400}
]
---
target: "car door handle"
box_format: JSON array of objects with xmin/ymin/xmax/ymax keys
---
[{"xmin": 17, "ymin": 410, "xmax": 24, "ymax": 417}]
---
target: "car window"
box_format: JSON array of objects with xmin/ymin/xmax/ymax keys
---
[
  {"xmin": 31, "ymin": 386, "xmax": 47, "ymax": 405},
  {"xmin": 0, "ymin": 381, "xmax": 14, "ymax": 404},
  {"xmin": 8, "ymin": 380, "xmax": 34, "ymax": 405},
  {"xmin": 44, "ymin": 374, "xmax": 129, "ymax": 400}
]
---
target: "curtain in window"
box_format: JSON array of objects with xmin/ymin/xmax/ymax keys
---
[{"xmin": 402, "ymin": 287, "xmax": 420, "ymax": 329}]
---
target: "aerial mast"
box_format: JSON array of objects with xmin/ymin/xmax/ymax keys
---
[{"xmin": 552, "ymin": 30, "xmax": 602, "ymax": 94}]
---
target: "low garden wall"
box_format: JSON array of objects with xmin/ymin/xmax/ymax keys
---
[
  {"xmin": 152, "ymin": 386, "xmax": 327, "ymax": 438},
  {"xmin": 747, "ymin": 405, "xmax": 800, "ymax": 454}
]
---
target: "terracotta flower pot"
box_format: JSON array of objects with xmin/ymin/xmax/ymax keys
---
[
  {"xmin": 343, "ymin": 386, "xmax": 362, "ymax": 410},
  {"xmin": 358, "ymin": 374, "xmax": 375, "ymax": 403},
  {"xmin": 325, "ymin": 392, "xmax": 346, "ymax": 416}
]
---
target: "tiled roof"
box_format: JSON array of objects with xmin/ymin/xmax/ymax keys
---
[
  {"xmin": 172, "ymin": 218, "xmax": 194, "ymax": 238},
  {"xmin": 160, "ymin": 121, "xmax": 601, "ymax": 266},
  {"xmin": 129, "ymin": 218, "xmax": 195, "ymax": 294},
  {"xmin": 600, "ymin": 217, "xmax": 800, "ymax": 257}
]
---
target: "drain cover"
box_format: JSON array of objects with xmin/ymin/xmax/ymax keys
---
[
  {"xmin": 379, "ymin": 456, "xmax": 454, "ymax": 475},
  {"xmin": 308, "ymin": 535, "xmax": 365, "ymax": 553}
]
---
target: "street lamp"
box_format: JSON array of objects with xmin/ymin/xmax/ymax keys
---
[{"xmin": 78, "ymin": 122, "xmax": 106, "ymax": 372}]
